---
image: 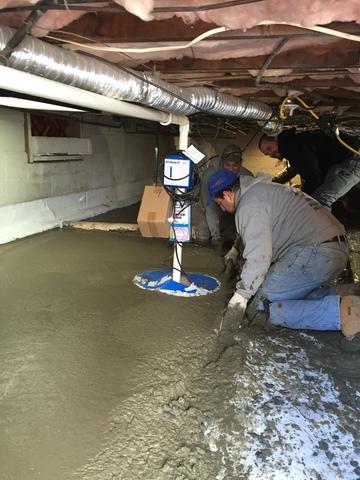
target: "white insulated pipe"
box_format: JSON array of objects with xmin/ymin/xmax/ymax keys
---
[{"xmin": 0, "ymin": 66, "xmax": 188, "ymax": 126}]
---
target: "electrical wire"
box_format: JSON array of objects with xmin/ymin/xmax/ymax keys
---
[
  {"xmin": 258, "ymin": 21, "xmax": 360, "ymax": 43},
  {"xmin": 278, "ymin": 96, "xmax": 360, "ymax": 155},
  {"xmin": 241, "ymin": 110, "xmax": 277, "ymax": 153},
  {"xmin": 335, "ymin": 128, "xmax": 360, "ymax": 157},
  {"xmin": 0, "ymin": 0, "xmax": 53, "ymax": 64},
  {"xmin": 255, "ymin": 37, "xmax": 289, "ymax": 86},
  {"xmin": 293, "ymin": 96, "xmax": 319, "ymax": 120},
  {"xmin": 279, "ymin": 95, "xmax": 319, "ymax": 121},
  {"xmin": 36, "ymin": 26, "xmax": 155, "ymax": 70},
  {"xmin": 0, "ymin": 1, "xmax": 266, "ymax": 15},
  {"xmin": 279, "ymin": 97, "xmax": 289, "ymax": 120},
  {"xmin": 46, "ymin": 26, "xmax": 227, "ymax": 53}
]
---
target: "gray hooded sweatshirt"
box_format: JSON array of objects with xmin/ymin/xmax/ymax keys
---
[{"xmin": 234, "ymin": 174, "xmax": 345, "ymax": 299}]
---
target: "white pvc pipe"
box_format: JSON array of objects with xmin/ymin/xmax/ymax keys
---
[
  {"xmin": 172, "ymin": 120, "xmax": 190, "ymax": 283},
  {"xmin": 0, "ymin": 66, "xmax": 188, "ymax": 126}
]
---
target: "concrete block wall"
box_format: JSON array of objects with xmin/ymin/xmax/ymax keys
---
[{"xmin": 0, "ymin": 108, "xmax": 174, "ymax": 243}]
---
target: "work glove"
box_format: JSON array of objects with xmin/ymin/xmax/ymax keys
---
[
  {"xmin": 224, "ymin": 246, "xmax": 239, "ymax": 265},
  {"xmin": 222, "ymin": 245, "xmax": 239, "ymax": 281},
  {"xmin": 220, "ymin": 292, "xmax": 248, "ymax": 332},
  {"xmin": 211, "ymin": 236, "xmax": 224, "ymax": 255}
]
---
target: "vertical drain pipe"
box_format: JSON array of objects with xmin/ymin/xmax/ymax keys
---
[{"xmin": 172, "ymin": 119, "xmax": 190, "ymax": 283}]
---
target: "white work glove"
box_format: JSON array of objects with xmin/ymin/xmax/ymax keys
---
[
  {"xmin": 228, "ymin": 292, "xmax": 248, "ymax": 308},
  {"xmin": 221, "ymin": 293, "xmax": 248, "ymax": 332},
  {"xmin": 224, "ymin": 246, "xmax": 239, "ymax": 265}
]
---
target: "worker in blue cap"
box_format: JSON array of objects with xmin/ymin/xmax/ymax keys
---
[{"xmin": 207, "ymin": 168, "xmax": 360, "ymax": 348}]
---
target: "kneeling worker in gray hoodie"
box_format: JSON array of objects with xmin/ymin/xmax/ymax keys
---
[{"xmin": 207, "ymin": 169, "xmax": 360, "ymax": 347}]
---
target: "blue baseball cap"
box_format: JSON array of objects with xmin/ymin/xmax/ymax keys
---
[{"xmin": 207, "ymin": 169, "xmax": 237, "ymax": 204}]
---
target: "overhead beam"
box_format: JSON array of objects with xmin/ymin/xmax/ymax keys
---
[
  {"xmin": 213, "ymin": 78, "xmax": 360, "ymax": 89},
  {"xmin": 146, "ymin": 47, "xmax": 360, "ymax": 73}
]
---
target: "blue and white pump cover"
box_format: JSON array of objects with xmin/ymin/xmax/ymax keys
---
[{"xmin": 133, "ymin": 268, "xmax": 220, "ymax": 297}]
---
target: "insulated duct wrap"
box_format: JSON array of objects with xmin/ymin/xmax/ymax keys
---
[{"xmin": 0, "ymin": 25, "xmax": 273, "ymax": 121}]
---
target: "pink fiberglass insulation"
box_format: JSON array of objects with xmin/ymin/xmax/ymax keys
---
[
  {"xmin": 1, "ymin": 0, "xmax": 358, "ymax": 37},
  {"xmin": 141, "ymin": 0, "xmax": 360, "ymax": 29},
  {"xmin": 0, "ymin": 0, "xmax": 38, "ymax": 7}
]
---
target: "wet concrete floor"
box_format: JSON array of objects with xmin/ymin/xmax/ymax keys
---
[{"xmin": 0, "ymin": 228, "xmax": 359, "ymax": 480}]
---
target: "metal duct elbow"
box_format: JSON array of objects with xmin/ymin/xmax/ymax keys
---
[{"xmin": 0, "ymin": 25, "xmax": 273, "ymax": 121}]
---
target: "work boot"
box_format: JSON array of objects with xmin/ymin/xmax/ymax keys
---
[{"xmin": 340, "ymin": 296, "xmax": 360, "ymax": 352}]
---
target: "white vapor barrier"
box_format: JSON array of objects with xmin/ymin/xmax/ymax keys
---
[{"xmin": 0, "ymin": 180, "xmax": 150, "ymax": 244}]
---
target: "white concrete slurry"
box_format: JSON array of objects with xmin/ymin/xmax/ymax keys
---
[{"xmin": 206, "ymin": 335, "xmax": 360, "ymax": 480}]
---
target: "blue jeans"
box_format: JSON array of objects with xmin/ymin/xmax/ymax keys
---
[
  {"xmin": 257, "ymin": 241, "xmax": 348, "ymax": 330},
  {"xmin": 312, "ymin": 154, "xmax": 360, "ymax": 208}
]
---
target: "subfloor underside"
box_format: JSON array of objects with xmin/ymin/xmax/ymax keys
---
[{"xmin": 0, "ymin": 227, "xmax": 360, "ymax": 480}]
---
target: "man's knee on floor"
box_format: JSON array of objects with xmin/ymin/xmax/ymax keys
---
[{"xmin": 250, "ymin": 294, "xmax": 285, "ymax": 327}]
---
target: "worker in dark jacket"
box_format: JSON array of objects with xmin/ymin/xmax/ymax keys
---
[{"xmin": 258, "ymin": 128, "xmax": 360, "ymax": 208}]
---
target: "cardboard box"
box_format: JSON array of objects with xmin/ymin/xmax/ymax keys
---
[{"xmin": 137, "ymin": 186, "xmax": 172, "ymax": 238}]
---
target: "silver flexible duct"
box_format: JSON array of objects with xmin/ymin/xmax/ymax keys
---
[{"xmin": 0, "ymin": 25, "xmax": 273, "ymax": 121}]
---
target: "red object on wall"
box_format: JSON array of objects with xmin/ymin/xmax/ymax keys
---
[{"xmin": 31, "ymin": 114, "xmax": 68, "ymax": 137}]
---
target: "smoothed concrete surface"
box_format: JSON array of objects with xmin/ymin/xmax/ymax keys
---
[{"xmin": 0, "ymin": 230, "xmax": 359, "ymax": 480}]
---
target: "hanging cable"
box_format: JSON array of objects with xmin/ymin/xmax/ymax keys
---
[
  {"xmin": 278, "ymin": 96, "xmax": 359, "ymax": 155},
  {"xmin": 39, "ymin": 27, "xmax": 155, "ymax": 71},
  {"xmin": 241, "ymin": 110, "xmax": 277, "ymax": 153},
  {"xmin": 0, "ymin": 0, "xmax": 55, "ymax": 65},
  {"xmin": 46, "ymin": 26, "xmax": 227, "ymax": 54},
  {"xmin": 279, "ymin": 95, "xmax": 319, "ymax": 121},
  {"xmin": 293, "ymin": 96, "xmax": 319, "ymax": 120},
  {"xmin": 255, "ymin": 37, "xmax": 289, "ymax": 86},
  {"xmin": 258, "ymin": 21, "xmax": 360, "ymax": 43},
  {"xmin": 335, "ymin": 128, "xmax": 360, "ymax": 157},
  {"xmin": 279, "ymin": 96, "xmax": 290, "ymax": 120}
]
